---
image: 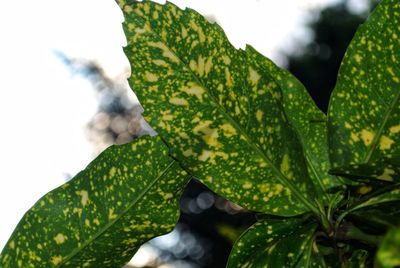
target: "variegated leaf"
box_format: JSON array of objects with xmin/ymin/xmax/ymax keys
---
[
  {"xmin": 119, "ymin": 0, "xmax": 318, "ymax": 216},
  {"xmin": 328, "ymin": 0, "xmax": 400, "ymax": 168},
  {"xmin": 227, "ymin": 219, "xmax": 323, "ymax": 267},
  {"xmin": 0, "ymin": 136, "xmax": 190, "ymax": 267},
  {"xmin": 330, "ymin": 155, "xmax": 400, "ymax": 183},
  {"xmin": 246, "ymin": 46, "xmax": 342, "ymax": 202}
]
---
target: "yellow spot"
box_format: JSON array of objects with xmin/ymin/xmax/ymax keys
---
[
  {"xmin": 193, "ymin": 120, "xmax": 221, "ymax": 147},
  {"xmin": 390, "ymin": 124, "xmax": 400, "ymax": 134},
  {"xmin": 280, "ymin": 154, "xmax": 290, "ymax": 174},
  {"xmin": 148, "ymin": 41, "xmax": 179, "ymax": 63},
  {"xmin": 379, "ymin": 135, "xmax": 394, "ymax": 150},
  {"xmin": 152, "ymin": 10, "xmax": 159, "ymax": 19},
  {"xmin": 221, "ymin": 123, "xmax": 237, "ymax": 137},
  {"xmin": 108, "ymin": 208, "xmax": 117, "ymax": 220},
  {"xmin": 73, "ymin": 207, "xmax": 82, "ymax": 217},
  {"xmin": 183, "ymin": 149, "xmax": 195, "ymax": 157},
  {"xmin": 93, "ymin": 218, "xmax": 100, "ymax": 225},
  {"xmin": 274, "ymin": 184, "xmax": 283, "ymax": 195},
  {"xmin": 152, "ymin": 59, "xmax": 168, "ymax": 67},
  {"xmin": 54, "ymin": 233, "xmax": 67, "ymax": 244},
  {"xmin": 358, "ymin": 186, "xmax": 372, "ymax": 195},
  {"xmin": 242, "ymin": 181, "xmax": 252, "ymax": 189},
  {"xmin": 144, "ymin": 71, "xmax": 158, "ymax": 82},
  {"xmin": 222, "ymin": 55, "xmax": 231, "ymax": 65},
  {"xmin": 360, "ymin": 129, "xmax": 374, "ymax": 146},
  {"xmin": 78, "ymin": 190, "xmax": 89, "ymax": 207},
  {"xmin": 85, "ymin": 219, "xmax": 91, "ymax": 227},
  {"xmin": 190, "ymin": 20, "xmax": 205, "ymax": 42},
  {"xmin": 377, "ymin": 168, "xmax": 395, "ymax": 181},
  {"xmin": 288, "ymin": 253, "xmax": 294, "ymax": 258},
  {"xmin": 169, "ymin": 97, "xmax": 188, "ymax": 106},
  {"xmin": 163, "ymin": 193, "xmax": 173, "ymax": 200},
  {"xmin": 109, "ymin": 167, "xmax": 117, "ymax": 178},
  {"xmin": 181, "ymin": 26, "xmax": 188, "ymax": 38},
  {"xmin": 354, "ymin": 54, "xmax": 362, "ymax": 63},
  {"xmin": 256, "ymin": 110, "xmax": 263, "ymax": 122},
  {"xmin": 197, "ymin": 56, "xmax": 205, "ymax": 76},
  {"xmin": 9, "ymin": 241, "xmax": 15, "ymax": 249},
  {"xmin": 199, "ymin": 150, "xmax": 212, "ymax": 161},
  {"xmin": 350, "ymin": 132, "xmax": 359, "ymax": 142},
  {"xmin": 344, "ymin": 122, "xmax": 352, "ymax": 129},
  {"xmin": 225, "ymin": 68, "xmax": 233, "ymax": 87},
  {"xmin": 181, "ymin": 84, "xmax": 205, "ymax": 100},
  {"xmin": 51, "ymin": 256, "xmax": 63, "ymax": 265},
  {"xmin": 205, "ymin": 57, "xmax": 213, "ymax": 75},
  {"xmin": 249, "ymin": 67, "xmax": 261, "ymax": 85}
]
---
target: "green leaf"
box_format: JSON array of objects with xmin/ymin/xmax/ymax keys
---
[
  {"xmin": 227, "ymin": 219, "xmax": 323, "ymax": 267},
  {"xmin": 246, "ymin": 46, "xmax": 342, "ymax": 202},
  {"xmin": 376, "ymin": 227, "xmax": 400, "ymax": 267},
  {"xmin": 349, "ymin": 249, "xmax": 369, "ymax": 268},
  {"xmin": 330, "ymin": 155, "xmax": 400, "ymax": 183},
  {"xmin": 0, "ymin": 136, "xmax": 190, "ymax": 267},
  {"xmin": 328, "ymin": 0, "xmax": 400, "ymax": 167},
  {"xmin": 119, "ymin": 0, "xmax": 318, "ymax": 216},
  {"xmin": 337, "ymin": 186, "xmax": 400, "ymax": 225}
]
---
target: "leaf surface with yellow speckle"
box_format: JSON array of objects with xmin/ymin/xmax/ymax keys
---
[
  {"xmin": 246, "ymin": 45, "xmax": 342, "ymax": 202},
  {"xmin": 227, "ymin": 219, "xmax": 324, "ymax": 267},
  {"xmin": 119, "ymin": 0, "xmax": 318, "ymax": 216},
  {"xmin": 330, "ymin": 155, "xmax": 400, "ymax": 183},
  {"xmin": 328, "ymin": 0, "xmax": 400, "ymax": 168},
  {"xmin": 0, "ymin": 136, "xmax": 190, "ymax": 268}
]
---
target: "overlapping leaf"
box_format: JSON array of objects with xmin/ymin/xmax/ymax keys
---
[
  {"xmin": 0, "ymin": 136, "xmax": 190, "ymax": 267},
  {"xmin": 246, "ymin": 46, "xmax": 342, "ymax": 201},
  {"xmin": 376, "ymin": 227, "xmax": 400, "ymax": 267},
  {"xmin": 227, "ymin": 219, "xmax": 322, "ymax": 267},
  {"xmin": 119, "ymin": 0, "xmax": 318, "ymax": 216},
  {"xmin": 328, "ymin": 0, "xmax": 400, "ymax": 168},
  {"xmin": 330, "ymin": 155, "xmax": 400, "ymax": 183}
]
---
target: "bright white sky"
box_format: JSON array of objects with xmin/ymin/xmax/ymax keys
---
[{"xmin": 0, "ymin": 0, "xmax": 368, "ymax": 257}]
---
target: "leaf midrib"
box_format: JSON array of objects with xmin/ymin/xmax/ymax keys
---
[
  {"xmin": 58, "ymin": 160, "xmax": 177, "ymax": 267},
  {"xmin": 130, "ymin": 12, "xmax": 319, "ymax": 214},
  {"xmin": 363, "ymin": 90, "xmax": 400, "ymax": 163}
]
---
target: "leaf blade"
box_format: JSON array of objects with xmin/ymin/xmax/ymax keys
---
[
  {"xmin": 0, "ymin": 136, "xmax": 190, "ymax": 267},
  {"xmin": 120, "ymin": 0, "xmax": 318, "ymax": 216},
  {"xmin": 328, "ymin": 0, "xmax": 400, "ymax": 167},
  {"xmin": 227, "ymin": 219, "xmax": 322, "ymax": 268}
]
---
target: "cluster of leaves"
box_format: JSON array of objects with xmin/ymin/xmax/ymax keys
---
[{"xmin": 1, "ymin": 0, "xmax": 399, "ymax": 267}]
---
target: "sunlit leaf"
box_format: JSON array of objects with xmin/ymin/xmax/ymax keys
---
[
  {"xmin": 246, "ymin": 46, "xmax": 342, "ymax": 202},
  {"xmin": 227, "ymin": 219, "xmax": 323, "ymax": 267},
  {"xmin": 119, "ymin": 0, "xmax": 318, "ymax": 216},
  {"xmin": 328, "ymin": 0, "xmax": 400, "ymax": 168},
  {"xmin": 376, "ymin": 227, "xmax": 400, "ymax": 267},
  {"xmin": 0, "ymin": 136, "xmax": 190, "ymax": 267}
]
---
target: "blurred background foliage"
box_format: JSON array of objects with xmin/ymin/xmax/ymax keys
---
[{"xmin": 62, "ymin": 0, "xmax": 379, "ymax": 267}]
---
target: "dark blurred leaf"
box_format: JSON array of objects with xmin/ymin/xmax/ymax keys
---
[{"xmin": 376, "ymin": 227, "xmax": 400, "ymax": 267}]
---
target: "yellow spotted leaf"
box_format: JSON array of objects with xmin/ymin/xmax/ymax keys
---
[
  {"xmin": 119, "ymin": 0, "xmax": 319, "ymax": 216},
  {"xmin": 0, "ymin": 136, "xmax": 190, "ymax": 267},
  {"xmin": 246, "ymin": 46, "xmax": 343, "ymax": 202},
  {"xmin": 328, "ymin": 0, "xmax": 400, "ymax": 168},
  {"xmin": 227, "ymin": 219, "xmax": 324, "ymax": 267}
]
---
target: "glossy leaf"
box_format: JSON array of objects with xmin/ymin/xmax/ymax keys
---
[
  {"xmin": 119, "ymin": 0, "xmax": 318, "ymax": 216},
  {"xmin": 376, "ymin": 227, "xmax": 400, "ymax": 267},
  {"xmin": 337, "ymin": 187, "xmax": 400, "ymax": 224},
  {"xmin": 246, "ymin": 46, "xmax": 342, "ymax": 201},
  {"xmin": 0, "ymin": 136, "xmax": 190, "ymax": 267},
  {"xmin": 328, "ymin": 0, "xmax": 400, "ymax": 168},
  {"xmin": 330, "ymin": 155, "xmax": 400, "ymax": 183},
  {"xmin": 227, "ymin": 219, "xmax": 323, "ymax": 267}
]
